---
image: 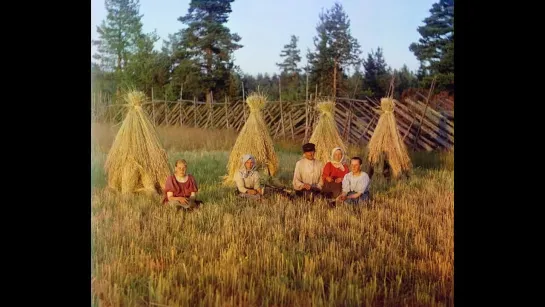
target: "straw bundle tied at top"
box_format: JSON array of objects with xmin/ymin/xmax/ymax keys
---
[
  {"xmin": 104, "ymin": 90, "xmax": 171, "ymax": 194},
  {"xmin": 224, "ymin": 92, "xmax": 278, "ymax": 184},
  {"xmin": 309, "ymin": 99, "xmax": 346, "ymax": 165},
  {"xmin": 367, "ymin": 97, "xmax": 412, "ymax": 178}
]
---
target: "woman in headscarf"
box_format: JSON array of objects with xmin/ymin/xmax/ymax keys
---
[
  {"xmin": 321, "ymin": 147, "xmax": 349, "ymax": 199},
  {"xmin": 234, "ymin": 154, "xmax": 263, "ymax": 200}
]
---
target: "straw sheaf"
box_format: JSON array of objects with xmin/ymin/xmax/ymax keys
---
[
  {"xmin": 104, "ymin": 90, "xmax": 171, "ymax": 194},
  {"xmin": 316, "ymin": 99, "xmax": 335, "ymax": 118},
  {"xmin": 367, "ymin": 97, "xmax": 412, "ymax": 178},
  {"xmin": 224, "ymin": 92, "xmax": 278, "ymax": 184},
  {"xmin": 246, "ymin": 92, "xmax": 266, "ymax": 112},
  {"xmin": 309, "ymin": 100, "xmax": 346, "ymax": 165},
  {"xmin": 380, "ymin": 97, "xmax": 395, "ymax": 112}
]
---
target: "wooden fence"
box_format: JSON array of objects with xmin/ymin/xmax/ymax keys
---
[{"xmin": 91, "ymin": 92, "xmax": 454, "ymax": 151}]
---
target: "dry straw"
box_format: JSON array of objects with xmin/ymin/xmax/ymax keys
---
[
  {"xmin": 104, "ymin": 90, "xmax": 171, "ymax": 194},
  {"xmin": 309, "ymin": 99, "xmax": 346, "ymax": 164},
  {"xmin": 367, "ymin": 97, "xmax": 412, "ymax": 178},
  {"xmin": 224, "ymin": 92, "xmax": 278, "ymax": 184}
]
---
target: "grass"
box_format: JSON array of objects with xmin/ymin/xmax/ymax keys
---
[{"xmin": 91, "ymin": 123, "xmax": 454, "ymax": 306}]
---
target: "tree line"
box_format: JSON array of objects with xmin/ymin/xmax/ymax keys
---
[{"xmin": 91, "ymin": 0, "xmax": 454, "ymax": 104}]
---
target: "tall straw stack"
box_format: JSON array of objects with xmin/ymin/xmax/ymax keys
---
[
  {"xmin": 309, "ymin": 99, "xmax": 346, "ymax": 164},
  {"xmin": 104, "ymin": 90, "xmax": 171, "ymax": 194},
  {"xmin": 224, "ymin": 92, "xmax": 278, "ymax": 184},
  {"xmin": 367, "ymin": 97, "xmax": 412, "ymax": 178}
]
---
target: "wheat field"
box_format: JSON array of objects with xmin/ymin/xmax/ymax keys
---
[{"xmin": 91, "ymin": 123, "xmax": 453, "ymax": 306}]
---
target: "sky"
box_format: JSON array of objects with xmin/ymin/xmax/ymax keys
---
[{"xmin": 91, "ymin": 0, "xmax": 436, "ymax": 75}]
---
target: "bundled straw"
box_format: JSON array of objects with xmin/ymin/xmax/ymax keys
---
[
  {"xmin": 104, "ymin": 90, "xmax": 171, "ymax": 194},
  {"xmin": 309, "ymin": 99, "xmax": 347, "ymax": 164},
  {"xmin": 367, "ymin": 97, "xmax": 412, "ymax": 178},
  {"xmin": 224, "ymin": 92, "xmax": 278, "ymax": 184}
]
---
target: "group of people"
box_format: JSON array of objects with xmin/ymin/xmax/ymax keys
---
[
  {"xmin": 292, "ymin": 143, "xmax": 371, "ymax": 206},
  {"xmin": 162, "ymin": 142, "xmax": 371, "ymax": 210}
]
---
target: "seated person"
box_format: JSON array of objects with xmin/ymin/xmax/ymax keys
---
[
  {"xmin": 336, "ymin": 157, "xmax": 371, "ymax": 205},
  {"xmin": 234, "ymin": 154, "xmax": 263, "ymax": 200},
  {"xmin": 293, "ymin": 142, "xmax": 324, "ymax": 202},
  {"xmin": 322, "ymin": 147, "xmax": 349, "ymax": 199},
  {"xmin": 163, "ymin": 159, "xmax": 202, "ymax": 209}
]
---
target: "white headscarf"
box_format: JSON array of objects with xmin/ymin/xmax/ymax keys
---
[
  {"xmin": 329, "ymin": 147, "xmax": 345, "ymax": 171},
  {"xmin": 239, "ymin": 154, "xmax": 257, "ymax": 178}
]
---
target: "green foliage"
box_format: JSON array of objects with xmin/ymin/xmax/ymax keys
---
[
  {"xmin": 175, "ymin": 0, "xmax": 243, "ymax": 103},
  {"xmin": 307, "ymin": 2, "xmax": 361, "ymax": 97},
  {"xmin": 90, "ymin": 0, "xmax": 453, "ymax": 103},
  {"xmin": 363, "ymin": 47, "xmax": 390, "ymax": 98},
  {"xmin": 277, "ymin": 35, "xmax": 302, "ymax": 76},
  {"xmin": 409, "ymin": 0, "xmax": 454, "ymax": 91}
]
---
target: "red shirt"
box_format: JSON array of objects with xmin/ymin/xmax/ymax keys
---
[
  {"xmin": 162, "ymin": 174, "xmax": 198, "ymax": 204},
  {"xmin": 322, "ymin": 162, "xmax": 349, "ymax": 182}
]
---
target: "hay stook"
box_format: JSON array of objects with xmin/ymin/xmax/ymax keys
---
[
  {"xmin": 104, "ymin": 90, "xmax": 171, "ymax": 195},
  {"xmin": 308, "ymin": 99, "xmax": 347, "ymax": 165},
  {"xmin": 367, "ymin": 97, "xmax": 412, "ymax": 178},
  {"xmin": 224, "ymin": 91, "xmax": 279, "ymax": 185}
]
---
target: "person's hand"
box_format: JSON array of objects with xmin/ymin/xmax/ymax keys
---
[
  {"xmin": 326, "ymin": 176, "xmax": 333, "ymax": 183},
  {"xmin": 335, "ymin": 178, "xmax": 342, "ymax": 183},
  {"xmin": 179, "ymin": 197, "xmax": 189, "ymax": 205},
  {"xmin": 338, "ymin": 195, "xmax": 347, "ymax": 201},
  {"xmin": 303, "ymin": 184, "xmax": 311, "ymax": 190},
  {"xmin": 247, "ymin": 189, "xmax": 258, "ymax": 195}
]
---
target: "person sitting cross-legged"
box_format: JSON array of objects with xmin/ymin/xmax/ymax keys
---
[
  {"xmin": 163, "ymin": 159, "xmax": 203, "ymax": 210},
  {"xmin": 322, "ymin": 147, "xmax": 349, "ymax": 200},
  {"xmin": 336, "ymin": 157, "xmax": 371, "ymax": 205},
  {"xmin": 293, "ymin": 142, "xmax": 324, "ymax": 202},
  {"xmin": 234, "ymin": 154, "xmax": 263, "ymax": 201}
]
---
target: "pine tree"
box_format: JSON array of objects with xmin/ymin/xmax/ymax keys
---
[
  {"xmin": 176, "ymin": 0, "xmax": 243, "ymax": 104},
  {"xmin": 409, "ymin": 0, "xmax": 454, "ymax": 91}
]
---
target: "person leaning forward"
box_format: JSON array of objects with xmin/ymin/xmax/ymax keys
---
[{"xmin": 292, "ymin": 142, "xmax": 324, "ymax": 202}]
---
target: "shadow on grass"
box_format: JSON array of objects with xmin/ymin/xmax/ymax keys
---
[{"xmin": 409, "ymin": 150, "xmax": 453, "ymax": 171}]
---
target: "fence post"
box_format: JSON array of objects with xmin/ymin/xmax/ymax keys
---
[{"xmin": 193, "ymin": 97, "xmax": 197, "ymax": 127}]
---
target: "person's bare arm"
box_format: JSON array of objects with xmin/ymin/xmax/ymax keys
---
[
  {"xmin": 347, "ymin": 192, "xmax": 362, "ymax": 199},
  {"xmin": 335, "ymin": 171, "xmax": 346, "ymax": 183},
  {"xmin": 167, "ymin": 191, "xmax": 188, "ymax": 204}
]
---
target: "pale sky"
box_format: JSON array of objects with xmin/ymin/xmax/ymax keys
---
[{"xmin": 91, "ymin": 0, "xmax": 437, "ymax": 75}]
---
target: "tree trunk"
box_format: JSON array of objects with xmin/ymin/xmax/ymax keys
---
[
  {"xmin": 333, "ymin": 59, "xmax": 338, "ymax": 98},
  {"xmin": 206, "ymin": 48, "xmax": 213, "ymax": 105},
  {"xmin": 206, "ymin": 91, "xmax": 213, "ymax": 105}
]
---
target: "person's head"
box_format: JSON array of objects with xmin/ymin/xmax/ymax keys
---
[
  {"xmin": 331, "ymin": 147, "xmax": 343, "ymax": 163},
  {"xmin": 174, "ymin": 159, "xmax": 188, "ymax": 175},
  {"xmin": 350, "ymin": 157, "xmax": 363, "ymax": 173},
  {"xmin": 302, "ymin": 143, "xmax": 316, "ymax": 160},
  {"xmin": 241, "ymin": 154, "xmax": 256, "ymax": 171}
]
